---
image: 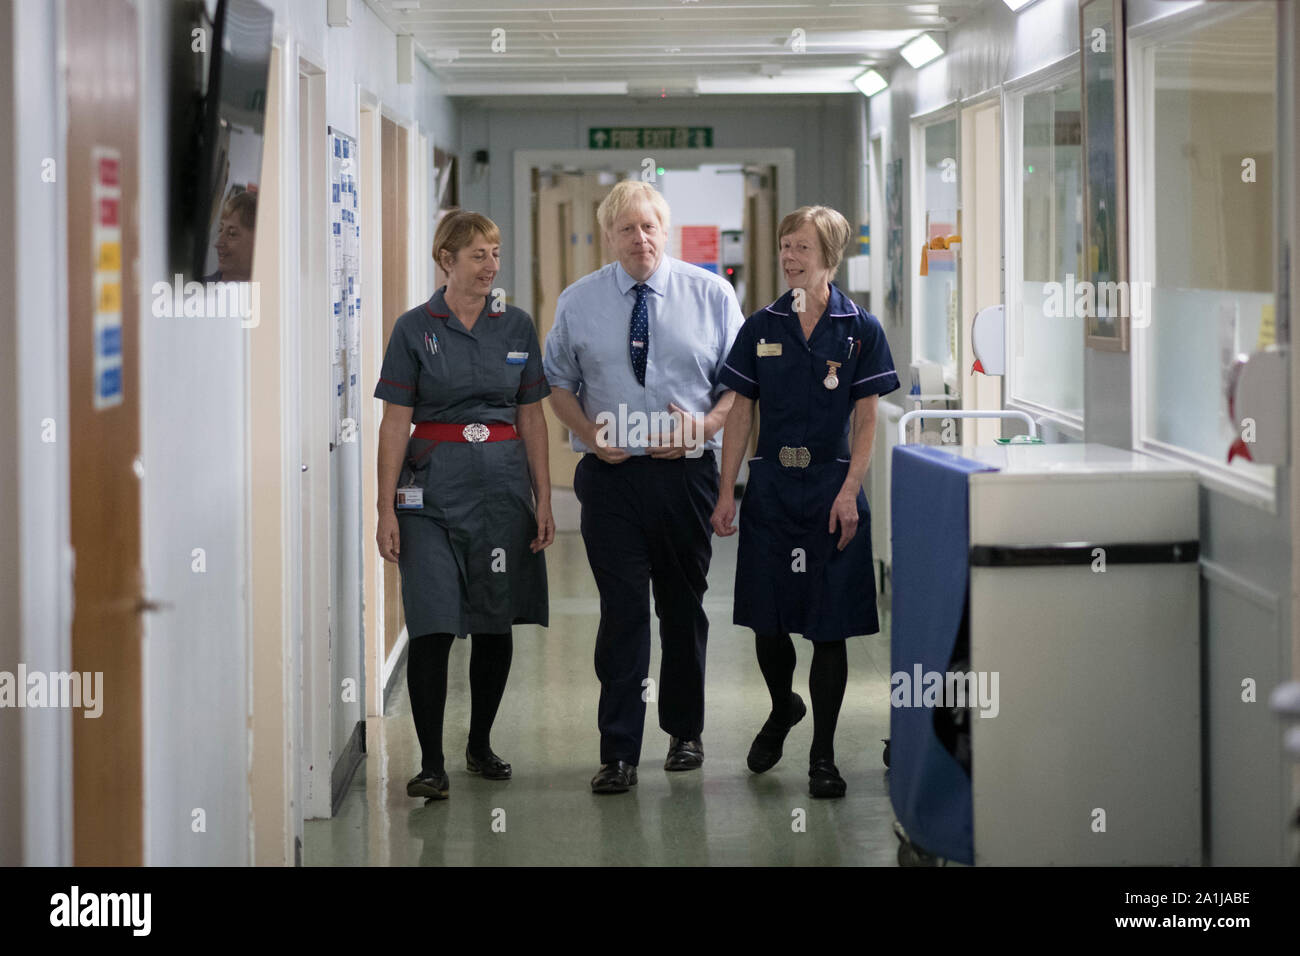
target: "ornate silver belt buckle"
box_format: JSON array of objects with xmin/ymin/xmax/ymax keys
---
[
  {"xmin": 778, "ymin": 446, "xmax": 811, "ymax": 468},
  {"xmin": 462, "ymin": 423, "xmax": 490, "ymax": 443}
]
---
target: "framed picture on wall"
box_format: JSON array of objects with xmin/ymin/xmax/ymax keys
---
[{"xmin": 1079, "ymin": 0, "xmax": 1129, "ymax": 351}]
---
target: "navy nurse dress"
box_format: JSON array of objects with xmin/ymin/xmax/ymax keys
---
[{"xmin": 718, "ymin": 283, "xmax": 900, "ymax": 642}]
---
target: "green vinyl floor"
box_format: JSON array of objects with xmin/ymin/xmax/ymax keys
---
[{"xmin": 305, "ymin": 525, "xmax": 900, "ymax": 866}]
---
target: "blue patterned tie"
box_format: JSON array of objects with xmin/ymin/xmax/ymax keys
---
[{"xmin": 629, "ymin": 282, "xmax": 649, "ymax": 386}]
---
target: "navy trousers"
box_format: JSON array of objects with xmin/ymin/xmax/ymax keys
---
[{"xmin": 573, "ymin": 451, "xmax": 718, "ymax": 766}]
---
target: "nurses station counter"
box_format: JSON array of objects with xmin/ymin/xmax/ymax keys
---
[{"xmin": 889, "ymin": 442, "xmax": 1201, "ymax": 866}]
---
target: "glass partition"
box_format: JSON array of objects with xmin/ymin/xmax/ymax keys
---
[
  {"xmin": 915, "ymin": 118, "xmax": 959, "ymax": 370},
  {"xmin": 1014, "ymin": 79, "xmax": 1085, "ymax": 417},
  {"xmin": 1135, "ymin": 2, "xmax": 1275, "ymax": 488}
]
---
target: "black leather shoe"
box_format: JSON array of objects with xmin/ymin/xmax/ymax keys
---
[
  {"xmin": 466, "ymin": 746, "xmax": 512, "ymax": 780},
  {"xmin": 664, "ymin": 737, "xmax": 704, "ymax": 771},
  {"xmin": 591, "ymin": 761, "xmax": 638, "ymax": 794},
  {"xmin": 747, "ymin": 692, "xmax": 807, "ymax": 774},
  {"xmin": 407, "ymin": 769, "xmax": 450, "ymax": 800},
  {"xmin": 809, "ymin": 758, "xmax": 847, "ymax": 799}
]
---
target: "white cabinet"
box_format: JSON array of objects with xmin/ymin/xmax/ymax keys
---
[{"xmin": 962, "ymin": 444, "xmax": 1200, "ymax": 865}]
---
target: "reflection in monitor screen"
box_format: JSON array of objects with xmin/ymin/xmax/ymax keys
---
[{"xmin": 193, "ymin": 0, "xmax": 273, "ymax": 282}]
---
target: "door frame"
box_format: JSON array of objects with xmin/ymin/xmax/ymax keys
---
[
  {"xmin": 358, "ymin": 91, "xmax": 385, "ymax": 719},
  {"xmin": 908, "ymin": 101, "xmax": 961, "ymax": 389},
  {"xmin": 5, "ymin": 0, "xmax": 74, "ymax": 866},
  {"xmin": 377, "ymin": 106, "xmax": 416, "ymax": 698},
  {"xmin": 247, "ymin": 32, "xmax": 307, "ymax": 864},
  {"xmin": 297, "ymin": 48, "xmax": 331, "ymax": 825},
  {"xmin": 958, "ymin": 91, "xmax": 1005, "ymax": 445},
  {"xmin": 869, "ymin": 128, "xmax": 887, "ymax": 320}
]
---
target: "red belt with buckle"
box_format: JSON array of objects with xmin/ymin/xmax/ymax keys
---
[{"xmin": 413, "ymin": 422, "xmax": 517, "ymax": 443}]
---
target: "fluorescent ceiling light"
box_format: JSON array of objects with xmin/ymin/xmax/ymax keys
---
[
  {"xmin": 1002, "ymin": 0, "xmax": 1041, "ymax": 10},
  {"xmin": 784, "ymin": 30, "xmax": 919, "ymax": 52},
  {"xmin": 900, "ymin": 32, "xmax": 944, "ymax": 69},
  {"xmin": 854, "ymin": 69, "xmax": 888, "ymax": 97}
]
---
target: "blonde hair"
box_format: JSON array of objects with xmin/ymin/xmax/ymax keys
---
[
  {"xmin": 432, "ymin": 209, "xmax": 501, "ymax": 271},
  {"xmin": 221, "ymin": 190, "xmax": 257, "ymax": 230},
  {"xmin": 596, "ymin": 180, "xmax": 671, "ymax": 237},
  {"xmin": 777, "ymin": 205, "xmax": 852, "ymax": 274}
]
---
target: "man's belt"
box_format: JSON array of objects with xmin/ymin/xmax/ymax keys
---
[{"xmin": 413, "ymin": 422, "xmax": 517, "ymax": 443}]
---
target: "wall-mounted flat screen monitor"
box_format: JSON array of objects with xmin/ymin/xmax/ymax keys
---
[{"xmin": 174, "ymin": 0, "xmax": 273, "ymax": 283}]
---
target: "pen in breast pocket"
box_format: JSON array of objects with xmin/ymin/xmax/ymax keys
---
[{"xmin": 424, "ymin": 332, "xmax": 439, "ymax": 355}]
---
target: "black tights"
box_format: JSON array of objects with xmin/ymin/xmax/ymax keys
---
[
  {"xmin": 407, "ymin": 632, "xmax": 513, "ymax": 775},
  {"xmin": 754, "ymin": 633, "xmax": 848, "ymax": 764}
]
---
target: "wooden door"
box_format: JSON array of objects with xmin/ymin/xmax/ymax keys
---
[
  {"xmin": 584, "ymin": 172, "xmax": 616, "ymax": 269},
  {"xmin": 742, "ymin": 167, "xmax": 778, "ymax": 316},
  {"xmin": 65, "ymin": 0, "xmax": 142, "ymax": 865},
  {"xmin": 536, "ymin": 177, "xmax": 583, "ymax": 489},
  {"xmin": 741, "ymin": 168, "xmax": 779, "ymax": 462}
]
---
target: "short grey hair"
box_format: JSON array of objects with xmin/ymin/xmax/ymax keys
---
[
  {"xmin": 778, "ymin": 205, "xmax": 852, "ymax": 274},
  {"xmin": 597, "ymin": 180, "xmax": 671, "ymax": 237}
]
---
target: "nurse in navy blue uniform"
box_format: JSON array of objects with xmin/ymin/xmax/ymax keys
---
[{"xmin": 711, "ymin": 205, "xmax": 900, "ymax": 799}]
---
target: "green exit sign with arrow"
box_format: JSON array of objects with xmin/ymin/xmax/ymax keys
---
[{"xmin": 588, "ymin": 127, "xmax": 713, "ymax": 149}]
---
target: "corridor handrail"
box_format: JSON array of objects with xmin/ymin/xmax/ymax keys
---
[{"xmin": 897, "ymin": 409, "xmax": 1038, "ymax": 445}]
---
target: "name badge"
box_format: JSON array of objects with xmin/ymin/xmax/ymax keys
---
[
  {"xmin": 756, "ymin": 339, "xmax": 783, "ymax": 357},
  {"xmin": 395, "ymin": 486, "xmax": 423, "ymax": 510},
  {"xmin": 506, "ymin": 351, "xmax": 528, "ymax": 364}
]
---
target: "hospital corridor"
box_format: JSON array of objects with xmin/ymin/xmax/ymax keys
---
[
  {"xmin": 2, "ymin": 0, "xmax": 1300, "ymax": 916},
  {"xmin": 310, "ymin": 529, "xmax": 902, "ymax": 867}
]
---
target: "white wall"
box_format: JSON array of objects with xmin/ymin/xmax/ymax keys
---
[
  {"xmin": 137, "ymin": 0, "xmax": 251, "ymax": 866},
  {"xmin": 660, "ymin": 164, "xmax": 745, "ymax": 236},
  {"xmin": 0, "ymin": 0, "xmax": 22, "ymax": 867},
  {"xmin": 6, "ymin": 0, "xmax": 458, "ymax": 863},
  {"xmin": 10, "ymin": 0, "xmax": 73, "ymax": 868}
]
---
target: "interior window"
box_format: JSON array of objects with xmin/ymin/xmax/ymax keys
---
[
  {"xmin": 1016, "ymin": 80, "xmax": 1084, "ymax": 417},
  {"xmin": 1138, "ymin": 3, "xmax": 1275, "ymax": 486},
  {"xmin": 916, "ymin": 118, "xmax": 959, "ymax": 371}
]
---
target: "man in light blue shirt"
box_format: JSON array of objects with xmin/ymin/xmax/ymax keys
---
[{"xmin": 544, "ymin": 180, "xmax": 743, "ymax": 793}]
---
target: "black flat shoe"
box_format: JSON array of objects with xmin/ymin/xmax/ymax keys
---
[
  {"xmin": 407, "ymin": 769, "xmax": 449, "ymax": 800},
  {"xmin": 466, "ymin": 746, "xmax": 512, "ymax": 780},
  {"xmin": 664, "ymin": 737, "xmax": 704, "ymax": 771},
  {"xmin": 809, "ymin": 758, "xmax": 847, "ymax": 799},
  {"xmin": 747, "ymin": 692, "xmax": 807, "ymax": 774},
  {"xmin": 591, "ymin": 761, "xmax": 638, "ymax": 794}
]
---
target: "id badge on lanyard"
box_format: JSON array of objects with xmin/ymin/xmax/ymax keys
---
[{"xmin": 396, "ymin": 486, "xmax": 423, "ymax": 510}]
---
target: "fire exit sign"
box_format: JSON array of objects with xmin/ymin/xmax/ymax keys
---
[{"xmin": 588, "ymin": 127, "xmax": 713, "ymax": 149}]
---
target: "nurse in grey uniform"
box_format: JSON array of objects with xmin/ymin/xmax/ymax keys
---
[
  {"xmin": 375, "ymin": 210, "xmax": 554, "ymax": 801},
  {"xmin": 711, "ymin": 206, "xmax": 899, "ymax": 799}
]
